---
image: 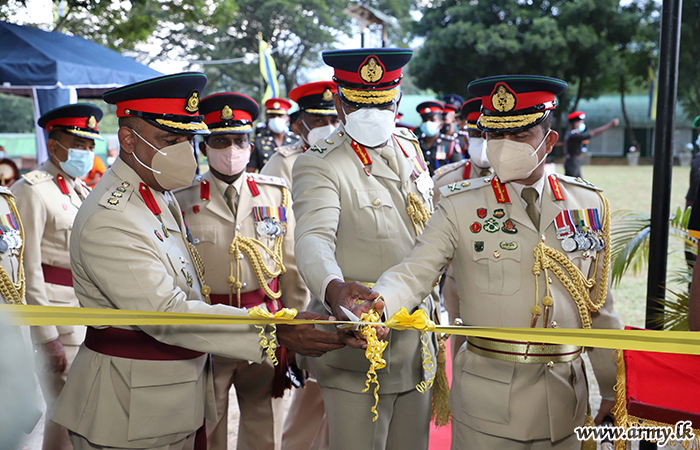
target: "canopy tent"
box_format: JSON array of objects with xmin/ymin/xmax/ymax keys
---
[{"xmin": 0, "ymin": 20, "xmax": 161, "ymax": 164}]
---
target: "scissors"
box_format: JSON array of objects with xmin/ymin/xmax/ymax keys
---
[{"xmin": 336, "ymin": 305, "xmax": 361, "ymax": 330}]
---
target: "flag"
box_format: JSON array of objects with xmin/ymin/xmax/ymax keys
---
[
  {"xmin": 258, "ymin": 34, "xmax": 279, "ymax": 104},
  {"xmin": 648, "ymin": 56, "xmax": 658, "ymax": 121}
]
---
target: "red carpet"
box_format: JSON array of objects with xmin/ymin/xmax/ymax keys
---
[{"xmin": 429, "ymin": 338, "xmax": 453, "ymax": 449}]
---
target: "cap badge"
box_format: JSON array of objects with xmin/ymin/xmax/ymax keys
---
[
  {"xmin": 221, "ymin": 105, "xmax": 234, "ymax": 120},
  {"xmin": 185, "ymin": 91, "xmax": 200, "ymax": 114},
  {"xmin": 322, "ymin": 88, "xmax": 333, "ymax": 101},
  {"xmin": 360, "ymin": 56, "xmax": 384, "ymax": 84},
  {"xmin": 87, "ymin": 116, "xmax": 97, "ymax": 129},
  {"xmin": 273, "ymin": 101, "xmax": 281, "ymax": 109},
  {"xmin": 492, "ymin": 84, "xmax": 516, "ymax": 112}
]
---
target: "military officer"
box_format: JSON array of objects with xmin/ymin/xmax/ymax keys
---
[
  {"xmin": 12, "ymin": 103, "xmax": 100, "ymax": 450},
  {"xmin": 174, "ymin": 92, "xmax": 309, "ymax": 450},
  {"xmin": 292, "ymin": 48, "xmax": 439, "ymax": 450},
  {"xmin": 371, "ymin": 75, "xmax": 621, "ymax": 449},
  {"xmin": 249, "ymin": 98, "xmax": 299, "ymax": 172},
  {"xmin": 431, "ymin": 97, "xmax": 493, "ymax": 358},
  {"xmin": 441, "ymin": 93, "xmax": 464, "ymax": 137},
  {"xmin": 261, "ymin": 81, "xmax": 339, "ymax": 450},
  {"xmin": 416, "ymin": 100, "xmax": 462, "ymax": 177},
  {"xmin": 564, "ymin": 111, "xmax": 619, "ymax": 178},
  {"xmin": 51, "ymin": 73, "xmax": 343, "ymax": 450}
]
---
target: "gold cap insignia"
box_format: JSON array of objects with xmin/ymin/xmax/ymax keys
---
[
  {"xmin": 359, "ymin": 56, "xmax": 384, "ymax": 84},
  {"xmin": 221, "ymin": 105, "xmax": 234, "ymax": 120},
  {"xmin": 273, "ymin": 101, "xmax": 281, "ymax": 109},
  {"xmin": 185, "ymin": 91, "xmax": 200, "ymax": 114},
  {"xmin": 491, "ymin": 84, "xmax": 516, "ymax": 112},
  {"xmin": 322, "ymin": 88, "xmax": 333, "ymax": 101},
  {"xmin": 87, "ymin": 116, "xmax": 97, "ymax": 129}
]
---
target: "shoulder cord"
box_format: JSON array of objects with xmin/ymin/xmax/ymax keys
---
[
  {"xmin": 228, "ymin": 186, "xmax": 289, "ymax": 307},
  {"xmin": 186, "ymin": 241, "xmax": 211, "ymax": 304},
  {"xmin": 406, "ymin": 193, "xmax": 432, "ymax": 236},
  {"xmin": 0, "ymin": 194, "xmax": 25, "ymax": 305},
  {"xmin": 531, "ymin": 192, "xmax": 611, "ymax": 329}
]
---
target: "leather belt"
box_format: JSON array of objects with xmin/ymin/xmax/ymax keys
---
[
  {"xmin": 467, "ymin": 336, "xmax": 582, "ymax": 364},
  {"xmin": 41, "ymin": 264, "xmax": 73, "ymax": 287},
  {"xmin": 209, "ymin": 278, "xmax": 281, "ymax": 312},
  {"xmin": 85, "ymin": 326, "xmax": 205, "ymax": 360}
]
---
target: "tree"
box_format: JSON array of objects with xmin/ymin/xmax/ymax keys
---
[
  {"xmin": 678, "ymin": 0, "xmax": 700, "ymax": 116},
  {"xmin": 0, "ymin": 94, "xmax": 34, "ymax": 133}
]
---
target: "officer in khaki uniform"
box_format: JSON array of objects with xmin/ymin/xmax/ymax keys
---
[
  {"xmin": 431, "ymin": 97, "xmax": 493, "ymax": 358},
  {"xmin": 12, "ymin": 103, "xmax": 100, "ymax": 450},
  {"xmin": 262, "ymin": 81, "xmax": 339, "ymax": 450},
  {"xmin": 249, "ymin": 99, "xmax": 299, "ymax": 172},
  {"xmin": 292, "ymin": 48, "xmax": 439, "ymax": 450},
  {"xmin": 372, "ymin": 75, "xmax": 621, "ymax": 449},
  {"xmin": 175, "ymin": 92, "xmax": 309, "ymax": 450},
  {"xmin": 51, "ymin": 73, "xmax": 343, "ymax": 450}
]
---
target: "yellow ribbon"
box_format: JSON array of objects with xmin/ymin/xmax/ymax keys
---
[
  {"xmin": 385, "ymin": 307, "xmax": 436, "ymax": 332},
  {"xmin": 359, "ymin": 309, "xmax": 388, "ymax": 422},
  {"xmin": 247, "ymin": 307, "xmax": 298, "ymax": 365}
]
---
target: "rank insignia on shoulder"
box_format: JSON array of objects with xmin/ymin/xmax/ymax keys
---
[
  {"xmin": 310, "ymin": 146, "xmax": 326, "ymax": 154},
  {"xmin": 502, "ymin": 219, "xmax": 517, "ymax": 234},
  {"xmin": 107, "ymin": 198, "xmax": 119, "ymax": 206},
  {"xmin": 21, "ymin": 170, "xmax": 52, "ymax": 185},
  {"xmin": 474, "ymin": 241, "xmax": 484, "ymax": 252},
  {"xmin": 448, "ymin": 182, "xmax": 462, "ymax": 192}
]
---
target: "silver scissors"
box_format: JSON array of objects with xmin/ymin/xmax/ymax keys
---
[{"xmin": 336, "ymin": 305, "xmax": 361, "ymax": 330}]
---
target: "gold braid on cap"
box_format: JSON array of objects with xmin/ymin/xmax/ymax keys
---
[
  {"xmin": 155, "ymin": 119, "xmax": 208, "ymax": 131},
  {"xmin": 0, "ymin": 194, "xmax": 26, "ymax": 305},
  {"xmin": 530, "ymin": 192, "xmax": 611, "ymax": 329},
  {"xmin": 478, "ymin": 112, "xmax": 545, "ymax": 130},
  {"xmin": 340, "ymin": 87, "xmax": 399, "ymax": 105},
  {"xmin": 304, "ymin": 108, "xmax": 337, "ymax": 115},
  {"xmin": 227, "ymin": 186, "xmax": 289, "ymax": 307},
  {"xmin": 208, "ymin": 124, "xmax": 252, "ymax": 133}
]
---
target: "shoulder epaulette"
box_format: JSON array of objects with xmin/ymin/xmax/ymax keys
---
[
  {"xmin": 394, "ymin": 127, "xmax": 418, "ymax": 142},
  {"xmin": 173, "ymin": 175, "xmax": 202, "ymax": 194},
  {"xmin": 250, "ymin": 173, "xmax": 288, "ymax": 188},
  {"xmin": 307, "ymin": 129, "xmax": 346, "ymax": 158},
  {"xmin": 275, "ymin": 144, "xmax": 303, "ymax": 158},
  {"xmin": 556, "ymin": 174, "xmax": 603, "ymax": 192},
  {"xmin": 434, "ymin": 159, "xmax": 468, "ymax": 180},
  {"xmin": 440, "ymin": 133, "xmax": 457, "ymax": 141},
  {"xmin": 98, "ymin": 181, "xmax": 134, "ymax": 212},
  {"xmin": 21, "ymin": 170, "xmax": 52, "ymax": 185},
  {"xmin": 439, "ymin": 176, "xmax": 492, "ymax": 198},
  {"xmin": 0, "ymin": 186, "xmax": 13, "ymax": 197}
]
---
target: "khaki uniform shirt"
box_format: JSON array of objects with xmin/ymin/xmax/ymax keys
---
[
  {"xmin": 53, "ymin": 158, "xmax": 270, "ymax": 448},
  {"xmin": 292, "ymin": 125, "xmax": 439, "ymax": 394},
  {"xmin": 175, "ymin": 170, "xmax": 308, "ymax": 312},
  {"xmin": 260, "ymin": 143, "xmax": 305, "ymax": 187},
  {"xmin": 372, "ymin": 174, "xmax": 621, "ymax": 441},
  {"xmin": 11, "ymin": 160, "xmax": 88, "ymax": 345}
]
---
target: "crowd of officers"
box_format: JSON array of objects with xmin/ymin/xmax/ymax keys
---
[{"xmin": 2, "ymin": 47, "xmax": 625, "ymax": 450}]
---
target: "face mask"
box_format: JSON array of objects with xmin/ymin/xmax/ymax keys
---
[
  {"xmin": 486, "ymin": 131, "xmax": 550, "ymax": 182},
  {"xmin": 467, "ymin": 136, "xmax": 490, "ymax": 168},
  {"xmin": 302, "ymin": 119, "xmax": 337, "ymax": 147},
  {"xmin": 130, "ymin": 129, "xmax": 197, "ymax": 191},
  {"xmin": 107, "ymin": 156, "xmax": 117, "ymax": 166},
  {"xmin": 55, "ymin": 142, "xmax": 95, "ymax": 178},
  {"xmin": 342, "ymin": 103, "xmax": 396, "ymax": 148},
  {"xmin": 695, "ymin": 136, "xmax": 700, "ymax": 148},
  {"xmin": 268, "ymin": 117, "xmax": 288, "ymax": 134},
  {"xmin": 207, "ymin": 145, "xmax": 250, "ymax": 176},
  {"xmin": 420, "ymin": 121, "xmax": 440, "ymax": 137},
  {"xmin": 577, "ymin": 123, "xmax": 586, "ymax": 133}
]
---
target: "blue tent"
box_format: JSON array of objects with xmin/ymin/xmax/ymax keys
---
[{"xmin": 0, "ymin": 21, "xmax": 161, "ymax": 163}]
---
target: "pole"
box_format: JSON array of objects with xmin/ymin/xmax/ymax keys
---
[{"xmin": 643, "ymin": 0, "xmax": 682, "ymax": 444}]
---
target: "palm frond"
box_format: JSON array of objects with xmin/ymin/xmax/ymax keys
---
[{"xmin": 647, "ymin": 289, "xmax": 690, "ymax": 331}]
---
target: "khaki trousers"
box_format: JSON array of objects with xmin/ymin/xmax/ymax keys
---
[
  {"xmin": 319, "ymin": 385, "xmax": 431, "ymax": 450},
  {"xmin": 281, "ymin": 378, "xmax": 328, "ymax": 450},
  {"xmin": 207, "ymin": 355, "xmax": 284, "ymax": 450},
  {"xmin": 37, "ymin": 335, "xmax": 82, "ymax": 450},
  {"xmin": 452, "ymin": 423, "xmax": 580, "ymax": 450},
  {"xmin": 69, "ymin": 431, "xmax": 196, "ymax": 450}
]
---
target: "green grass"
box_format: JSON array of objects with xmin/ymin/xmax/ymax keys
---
[{"xmin": 556, "ymin": 164, "xmax": 691, "ymax": 328}]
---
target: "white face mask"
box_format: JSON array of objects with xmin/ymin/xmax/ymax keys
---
[
  {"xmin": 486, "ymin": 130, "xmax": 550, "ymax": 182},
  {"xmin": 54, "ymin": 141, "xmax": 95, "ymax": 178},
  {"xmin": 420, "ymin": 121, "xmax": 440, "ymax": 137},
  {"xmin": 207, "ymin": 144, "xmax": 250, "ymax": 176},
  {"xmin": 467, "ymin": 136, "xmax": 490, "ymax": 168},
  {"xmin": 302, "ymin": 118, "xmax": 337, "ymax": 147},
  {"xmin": 107, "ymin": 156, "xmax": 118, "ymax": 166},
  {"xmin": 130, "ymin": 129, "xmax": 197, "ymax": 191},
  {"xmin": 341, "ymin": 103, "xmax": 396, "ymax": 148},
  {"xmin": 268, "ymin": 117, "xmax": 288, "ymax": 134}
]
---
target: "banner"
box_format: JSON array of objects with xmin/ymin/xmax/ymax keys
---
[{"xmin": 258, "ymin": 34, "xmax": 279, "ymax": 104}]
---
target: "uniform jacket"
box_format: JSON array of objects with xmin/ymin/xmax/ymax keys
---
[
  {"xmin": 292, "ymin": 124, "xmax": 439, "ymax": 394},
  {"xmin": 11, "ymin": 160, "xmax": 87, "ymax": 345},
  {"xmin": 53, "ymin": 158, "xmax": 269, "ymax": 448},
  {"xmin": 175, "ymin": 169, "xmax": 309, "ymax": 312},
  {"xmin": 250, "ymin": 128, "xmax": 299, "ymax": 171},
  {"xmin": 372, "ymin": 174, "xmax": 621, "ymax": 441},
  {"xmin": 260, "ymin": 143, "xmax": 305, "ymax": 187},
  {"xmin": 432, "ymin": 158, "xmax": 493, "ymax": 205}
]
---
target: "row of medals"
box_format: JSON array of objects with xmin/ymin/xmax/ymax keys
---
[
  {"xmin": 0, "ymin": 230, "xmax": 22, "ymax": 254},
  {"xmin": 560, "ymin": 231, "xmax": 604, "ymax": 253}
]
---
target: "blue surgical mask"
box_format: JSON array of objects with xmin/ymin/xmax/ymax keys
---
[
  {"xmin": 695, "ymin": 135, "xmax": 700, "ymax": 148},
  {"xmin": 420, "ymin": 121, "xmax": 440, "ymax": 137},
  {"xmin": 577, "ymin": 123, "xmax": 586, "ymax": 133},
  {"xmin": 55, "ymin": 142, "xmax": 95, "ymax": 178}
]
